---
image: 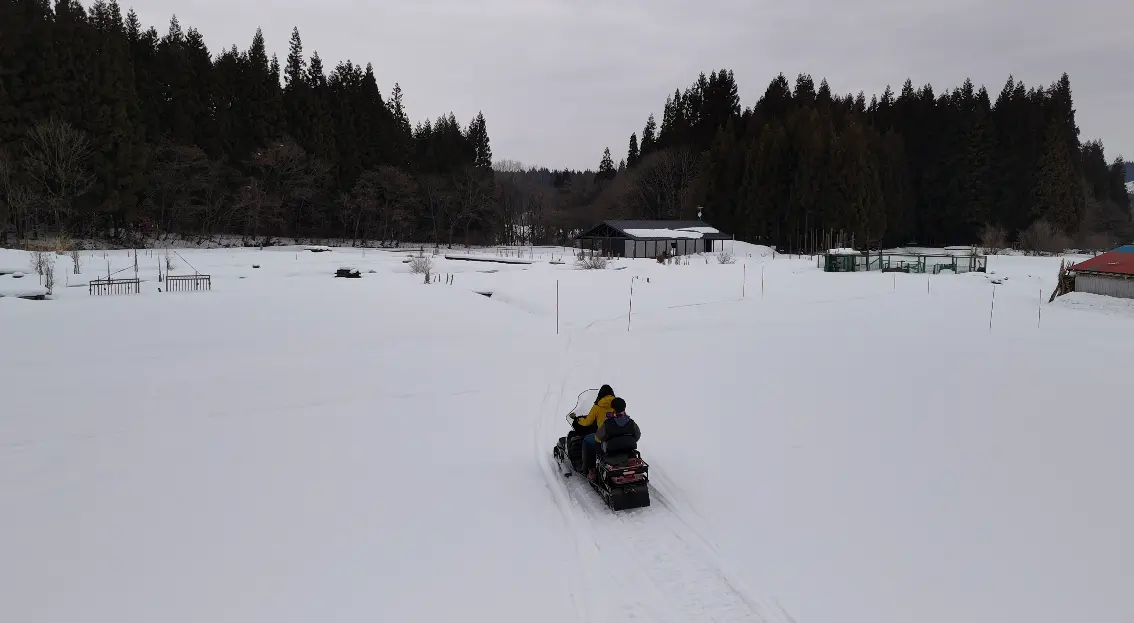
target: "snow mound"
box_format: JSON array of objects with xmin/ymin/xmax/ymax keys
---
[
  {"xmin": 0, "ymin": 276, "xmax": 47, "ymax": 298},
  {"xmin": 723, "ymin": 241, "xmax": 774, "ymax": 257},
  {"xmin": 444, "ymin": 253, "xmax": 534, "ymax": 265},
  {"xmin": 1051, "ymin": 291, "xmax": 1134, "ymax": 318}
]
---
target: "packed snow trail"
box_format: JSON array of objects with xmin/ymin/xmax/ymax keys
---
[{"xmin": 535, "ymin": 339, "xmax": 785, "ymax": 623}]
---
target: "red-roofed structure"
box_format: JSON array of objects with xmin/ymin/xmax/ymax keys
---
[
  {"xmin": 1067, "ymin": 245, "xmax": 1134, "ymax": 299},
  {"xmin": 1069, "ymin": 245, "xmax": 1134, "ymax": 276}
]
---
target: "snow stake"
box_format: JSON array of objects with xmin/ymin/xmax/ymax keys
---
[
  {"xmin": 989, "ymin": 285, "xmax": 997, "ymax": 330},
  {"xmin": 627, "ymin": 280, "xmax": 634, "ymax": 332}
]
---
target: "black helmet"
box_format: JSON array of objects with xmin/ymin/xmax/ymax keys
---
[{"xmin": 611, "ymin": 397, "xmax": 626, "ymax": 413}]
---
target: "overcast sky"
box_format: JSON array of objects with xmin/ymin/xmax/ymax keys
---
[{"xmin": 124, "ymin": 0, "xmax": 1132, "ymax": 171}]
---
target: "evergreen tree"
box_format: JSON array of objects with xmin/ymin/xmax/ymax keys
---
[
  {"xmin": 1033, "ymin": 118, "xmax": 1082, "ymax": 232},
  {"xmin": 640, "ymin": 114, "xmax": 657, "ymax": 155},
  {"xmin": 283, "ymin": 27, "xmax": 314, "ymax": 152},
  {"xmin": 627, "ymin": 133, "xmax": 639, "ymax": 167},
  {"xmin": 467, "ymin": 111, "xmax": 492, "ymax": 170},
  {"xmin": 596, "ymin": 147, "xmax": 616, "ymax": 182}
]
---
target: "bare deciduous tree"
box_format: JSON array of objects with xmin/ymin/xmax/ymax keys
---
[
  {"xmin": 618, "ymin": 147, "xmax": 701, "ymax": 220},
  {"xmin": 30, "ymin": 251, "xmax": 50, "ymax": 278},
  {"xmin": 409, "ymin": 253, "xmax": 433, "ymax": 275},
  {"xmin": 195, "ymin": 165, "xmax": 236, "ymax": 238},
  {"xmin": 492, "ymin": 159, "xmax": 526, "ymax": 173},
  {"xmin": 145, "ymin": 141, "xmax": 213, "ymax": 233},
  {"xmin": 979, "ymin": 223, "xmax": 1008, "ymax": 254},
  {"xmin": 450, "ymin": 166, "xmax": 494, "ymax": 246},
  {"xmin": 575, "ymin": 253, "xmax": 609, "ymax": 270},
  {"xmin": 1, "ymin": 146, "xmax": 42, "ymax": 244},
  {"xmin": 41, "ymin": 253, "xmax": 56, "ymax": 294},
  {"xmin": 370, "ymin": 166, "xmax": 418, "ymax": 245},
  {"xmin": 421, "ymin": 175, "xmax": 454, "ymax": 248},
  {"xmin": 234, "ymin": 179, "xmax": 280, "ymax": 242},
  {"xmin": 245, "ymin": 139, "xmax": 324, "ymax": 240},
  {"xmin": 22, "ymin": 118, "xmax": 96, "ymax": 228},
  {"xmin": 1017, "ymin": 220, "xmax": 1070, "ymax": 255}
]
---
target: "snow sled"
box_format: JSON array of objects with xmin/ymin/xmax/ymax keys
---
[{"xmin": 552, "ymin": 389, "xmax": 650, "ymax": 511}]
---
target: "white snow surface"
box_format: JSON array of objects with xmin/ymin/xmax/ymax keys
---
[
  {"xmin": 0, "ymin": 275, "xmax": 47, "ymax": 298},
  {"xmin": 623, "ymin": 228, "xmax": 711, "ymax": 239},
  {"xmin": 0, "ymin": 244, "xmax": 1131, "ymax": 623},
  {"xmin": 677, "ymin": 226, "xmax": 721, "ymax": 234}
]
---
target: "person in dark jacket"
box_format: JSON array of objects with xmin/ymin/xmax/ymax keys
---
[{"xmin": 589, "ymin": 397, "xmax": 641, "ymax": 481}]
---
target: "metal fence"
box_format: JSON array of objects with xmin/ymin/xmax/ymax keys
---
[
  {"xmin": 822, "ymin": 252, "xmax": 987, "ymax": 274},
  {"xmin": 89, "ymin": 277, "xmax": 141, "ymax": 295},
  {"xmin": 165, "ymin": 274, "xmax": 212, "ymax": 292}
]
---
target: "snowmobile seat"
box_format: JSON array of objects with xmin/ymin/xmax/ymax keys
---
[{"xmin": 601, "ymin": 435, "xmax": 637, "ymax": 455}]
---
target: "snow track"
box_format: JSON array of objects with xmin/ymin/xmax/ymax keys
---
[
  {"xmin": 535, "ymin": 351, "xmax": 784, "ymax": 623},
  {"xmin": 555, "ymin": 466, "xmax": 781, "ymax": 623}
]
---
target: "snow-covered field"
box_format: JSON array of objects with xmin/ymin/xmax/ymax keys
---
[{"xmin": 1, "ymin": 243, "xmax": 1131, "ymax": 623}]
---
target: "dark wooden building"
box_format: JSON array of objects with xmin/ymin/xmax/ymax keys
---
[{"xmin": 574, "ymin": 220, "xmax": 733, "ymax": 258}]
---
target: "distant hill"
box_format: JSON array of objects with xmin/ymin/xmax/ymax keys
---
[{"xmin": 1126, "ymin": 161, "xmax": 1134, "ymax": 182}]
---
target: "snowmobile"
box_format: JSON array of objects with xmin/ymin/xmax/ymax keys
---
[{"xmin": 552, "ymin": 388, "xmax": 650, "ymax": 511}]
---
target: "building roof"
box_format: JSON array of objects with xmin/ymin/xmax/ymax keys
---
[
  {"xmin": 576, "ymin": 220, "xmax": 730, "ymax": 240},
  {"xmin": 1070, "ymin": 245, "xmax": 1134, "ymax": 276}
]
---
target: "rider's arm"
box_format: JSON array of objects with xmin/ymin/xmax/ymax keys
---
[{"xmin": 576, "ymin": 404, "xmax": 600, "ymax": 427}]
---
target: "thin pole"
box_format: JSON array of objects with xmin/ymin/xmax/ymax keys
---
[
  {"xmin": 627, "ymin": 280, "xmax": 634, "ymax": 332},
  {"xmin": 556, "ymin": 279, "xmax": 560, "ymax": 335},
  {"xmin": 761, "ymin": 265, "xmax": 765, "ymax": 298},
  {"xmin": 989, "ymin": 285, "xmax": 997, "ymax": 330},
  {"xmin": 1038, "ymin": 288, "xmax": 1042, "ymax": 328},
  {"xmin": 743, "ymin": 263, "xmax": 746, "ymax": 299}
]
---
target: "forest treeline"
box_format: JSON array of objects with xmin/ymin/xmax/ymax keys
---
[
  {"xmin": 1, "ymin": 0, "xmax": 1129, "ymax": 252},
  {"xmin": 1, "ymin": 0, "xmax": 493, "ymax": 247},
  {"xmin": 585, "ymin": 71, "xmax": 1130, "ymax": 253}
]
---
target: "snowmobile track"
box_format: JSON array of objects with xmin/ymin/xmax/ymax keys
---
[
  {"xmin": 556, "ymin": 466, "xmax": 775, "ymax": 623},
  {"xmin": 536, "ymin": 331, "xmax": 784, "ymax": 622},
  {"xmin": 536, "ymin": 367, "xmax": 592, "ymax": 623}
]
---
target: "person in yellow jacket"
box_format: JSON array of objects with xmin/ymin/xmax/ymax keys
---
[{"xmin": 571, "ymin": 385, "xmax": 616, "ymax": 480}]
